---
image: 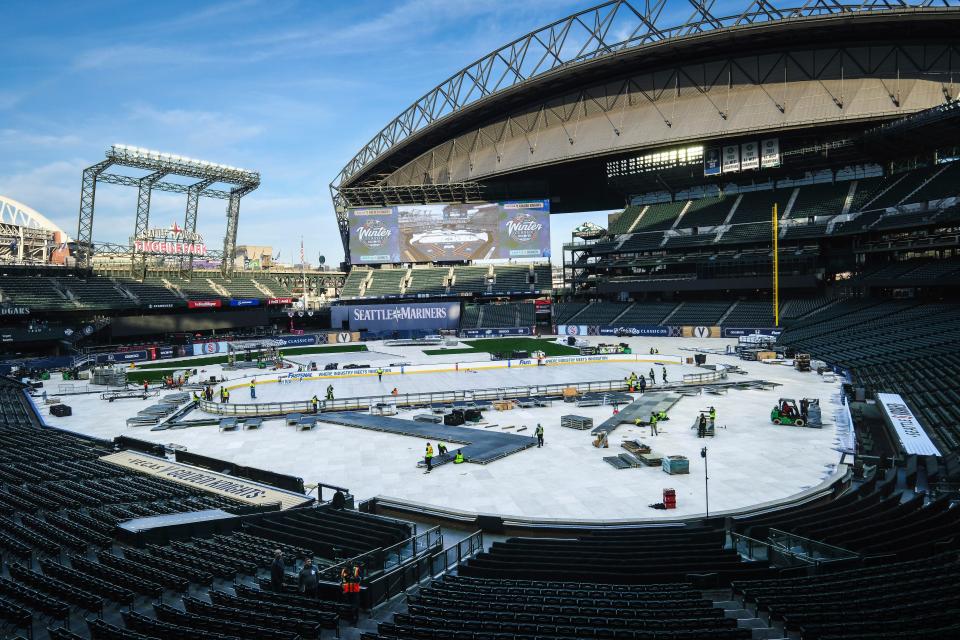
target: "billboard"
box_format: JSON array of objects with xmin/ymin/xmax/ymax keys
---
[
  {"xmin": 348, "ymin": 200, "xmax": 550, "ymax": 264},
  {"xmin": 331, "ymin": 302, "xmax": 460, "ymax": 332}
]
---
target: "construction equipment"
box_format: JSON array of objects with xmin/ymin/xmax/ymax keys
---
[
  {"xmin": 794, "ymin": 353, "xmax": 811, "ymax": 372},
  {"xmin": 771, "ymin": 398, "xmax": 806, "ymax": 427}
]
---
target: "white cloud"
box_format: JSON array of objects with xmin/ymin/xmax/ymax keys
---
[
  {"xmin": 126, "ymin": 104, "xmax": 265, "ymax": 150},
  {"xmin": 0, "ymin": 129, "xmax": 82, "ymax": 147}
]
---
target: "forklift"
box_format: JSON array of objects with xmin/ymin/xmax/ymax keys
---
[{"xmin": 771, "ymin": 398, "xmax": 806, "ymax": 427}]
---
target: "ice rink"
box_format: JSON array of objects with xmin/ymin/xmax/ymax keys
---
[{"xmin": 43, "ymin": 336, "xmax": 846, "ymax": 522}]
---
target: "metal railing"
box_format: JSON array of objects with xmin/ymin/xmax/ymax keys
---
[
  {"xmin": 363, "ymin": 530, "xmax": 483, "ymax": 608},
  {"xmin": 768, "ymin": 528, "xmax": 860, "ymax": 567},
  {"xmin": 320, "ymin": 526, "xmax": 442, "ymax": 581},
  {"xmin": 197, "ymin": 378, "xmax": 635, "ymax": 417},
  {"xmin": 731, "ymin": 529, "xmax": 859, "ymax": 569}
]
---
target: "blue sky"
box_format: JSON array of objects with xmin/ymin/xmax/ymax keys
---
[{"xmin": 0, "ymin": 0, "xmax": 735, "ymax": 266}]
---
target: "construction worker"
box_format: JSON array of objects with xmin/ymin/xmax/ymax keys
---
[
  {"xmin": 649, "ymin": 368, "xmax": 656, "ymax": 386},
  {"xmin": 224, "ymin": 388, "xmax": 230, "ymax": 403},
  {"xmin": 424, "ymin": 443, "xmax": 434, "ymax": 473},
  {"xmin": 657, "ymin": 410, "xmax": 668, "ymax": 421},
  {"xmin": 698, "ymin": 413, "xmax": 707, "ymax": 438},
  {"xmin": 649, "ymin": 412, "xmax": 659, "ymax": 436},
  {"xmin": 376, "ymin": 367, "xmax": 384, "ymax": 382},
  {"xmin": 249, "ymin": 378, "xmax": 256, "ymax": 399},
  {"xmin": 662, "ymin": 367, "xmax": 668, "ymax": 383},
  {"xmin": 438, "ymin": 442, "xmax": 448, "ymax": 456},
  {"xmin": 192, "ymin": 390, "xmax": 200, "ymax": 402},
  {"xmin": 638, "ymin": 375, "xmax": 646, "ymax": 393},
  {"xmin": 326, "ymin": 384, "xmax": 334, "ymax": 401},
  {"xmin": 535, "ymin": 423, "xmax": 544, "ymax": 448},
  {"xmin": 143, "ymin": 379, "xmax": 149, "ymax": 394},
  {"xmin": 709, "ymin": 406, "xmax": 716, "ymax": 427},
  {"xmin": 311, "ymin": 395, "xmax": 320, "ymax": 413},
  {"xmin": 391, "ymin": 387, "xmax": 399, "ymax": 396},
  {"xmin": 219, "ymin": 387, "xmax": 226, "ymax": 403},
  {"xmin": 454, "ymin": 450, "xmax": 465, "ymax": 464}
]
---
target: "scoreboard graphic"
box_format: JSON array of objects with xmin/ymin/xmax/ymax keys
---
[{"xmin": 349, "ymin": 200, "xmax": 550, "ymax": 265}]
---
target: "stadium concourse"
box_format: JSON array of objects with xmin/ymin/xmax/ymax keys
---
[{"xmin": 45, "ymin": 335, "xmax": 843, "ymax": 521}]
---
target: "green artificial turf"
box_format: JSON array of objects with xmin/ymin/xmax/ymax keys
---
[
  {"xmin": 462, "ymin": 337, "xmax": 579, "ymax": 357},
  {"xmin": 422, "ymin": 348, "xmax": 479, "ymax": 356}
]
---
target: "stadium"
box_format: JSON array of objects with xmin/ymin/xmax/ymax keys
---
[{"xmin": 1, "ymin": 1, "xmax": 960, "ymax": 639}]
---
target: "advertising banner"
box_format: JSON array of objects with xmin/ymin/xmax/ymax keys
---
[
  {"xmin": 332, "ymin": 302, "xmax": 460, "ymax": 332},
  {"xmin": 192, "ymin": 341, "xmax": 229, "ymax": 356},
  {"xmin": 681, "ymin": 325, "xmax": 722, "ymax": 338},
  {"xmin": 147, "ymin": 303, "xmax": 175, "ymax": 310},
  {"xmin": 877, "ymin": 393, "xmax": 941, "ymax": 456},
  {"xmin": 276, "ymin": 334, "xmax": 318, "ymax": 347},
  {"xmin": 596, "ymin": 325, "xmax": 675, "ymax": 337},
  {"xmin": 557, "ymin": 324, "xmax": 589, "ymax": 337},
  {"xmin": 722, "ymin": 145, "xmax": 740, "ymax": 173},
  {"xmin": 158, "ymin": 346, "xmax": 175, "ymax": 359},
  {"xmin": 267, "ymin": 297, "xmax": 293, "ymax": 305},
  {"xmin": 761, "ymin": 138, "xmax": 781, "ymax": 168},
  {"xmin": 188, "ymin": 300, "xmax": 221, "ymax": 309},
  {"xmin": 459, "ymin": 327, "xmax": 533, "ymax": 338},
  {"xmin": 348, "ymin": 200, "xmax": 550, "ymax": 265},
  {"xmin": 722, "ymin": 327, "xmax": 783, "ymax": 338},
  {"xmin": 740, "ymin": 141, "xmax": 760, "ymax": 170},
  {"xmin": 703, "ymin": 147, "xmax": 721, "ymax": 176},
  {"xmin": 228, "ymin": 298, "xmax": 260, "ymax": 307},
  {"xmin": 327, "ymin": 331, "xmax": 362, "ymax": 344}
]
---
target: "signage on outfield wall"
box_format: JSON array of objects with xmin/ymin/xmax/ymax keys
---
[
  {"xmin": 267, "ymin": 297, "xmax": 293, "ymax": 305},
  {"xmin": 332, "ymin": 302, "xmax": 460, "ymax": 332},
  {"xmin": 96, "ymin": 350, "xmax": 148, "ymax": 363},
  {"xmin": 187, "ymin": 300, "xmax": 221, "ymax": 309},
  {"xmin": 228, "ymin": 298, "xmax": 260, "ymax": 307},
  {"xmin": 459, "ymin": 327, "xmax": 533, "ymax": 338},
  {"xmin": 327, "ymin": 331, "xmax": 361, "ymax": 344},
  {"xmin": 596, "ymin": 325, "xmax": 676, "ymax": 337},
  {"xmin": 147, "ymin": 303, "xmax": 174, "ymax": 309},
  {"xmin": 682, "ymin": 326, "xmax": 722, "ymax": 338},
  {"xmin": 0, "ymin": 306, "xmax": 30, "ymax": 316},
  {"xmin": 100, "ymin": 452, "xmax": 312, "ymax": 509},
  {"xmin": 876, "ymin": 393, "xmax": 941, "ymax": 457},
  {"xmin": 132, "ymin": 222, "xmax": 206, "ymax": 256},
  {"xmin": 276, "ymin": 334, "xmax": 318, "ymax": 347},
  {"xmin": 722, "ymin": 327, "xmax": 783, "ymax": 338}
]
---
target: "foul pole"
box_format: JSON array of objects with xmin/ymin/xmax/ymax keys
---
[{"xmin": 773, "ymin": 203, "xmax": 780, "ymax": 327}]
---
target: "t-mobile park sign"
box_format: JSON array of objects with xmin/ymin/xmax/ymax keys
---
[
  {"xmin": 332, "ymin": 302, "xmax": 460, "ymax": 332},
  {"xmin": 133, "ymin": 222, "xmax": 206, "ymax": 256}
]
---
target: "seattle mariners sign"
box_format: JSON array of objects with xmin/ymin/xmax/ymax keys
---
[{"xmin": 332, "ymin": 302, "xmax": 460, "ymax": 332}]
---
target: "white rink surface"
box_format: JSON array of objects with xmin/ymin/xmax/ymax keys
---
[{"xmin": 45, "ymin": 337, "xmax": 845, "ymax": 521}]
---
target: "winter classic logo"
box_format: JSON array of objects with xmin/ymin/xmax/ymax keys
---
[
  {"xmin": 356, "ymin": 219, "xmax": 392, "ymax": 249},
  {"xmin": 505, "ymin": 213, "xmax": 543, "ymax": 243},
  {"xmin": 566, "ymin": 325, "xmax": 579, "ymax": 336}
]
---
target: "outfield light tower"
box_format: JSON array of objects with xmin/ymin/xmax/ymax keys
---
[{"xmin": 76, "ymin": 145, "xmax": 259, "ymax": 277}]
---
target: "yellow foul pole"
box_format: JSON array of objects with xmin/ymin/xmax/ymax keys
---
[{"xmin": 773, "ymin": 203, "xmax": 779, "ymax": 327}]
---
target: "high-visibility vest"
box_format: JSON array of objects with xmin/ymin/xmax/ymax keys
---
[
  {"xmin": 426, "ymin": 446, "xmax": 433, "ymax": 458},
  {"xmin": 454, "ymin": 453, "xmax": 464, "ymax": 464}
]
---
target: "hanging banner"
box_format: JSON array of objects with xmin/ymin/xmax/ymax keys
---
[
  {"xmin": 740, "ymin": 141, "xmax": 760, "ymax": 170},
  {"xmin": 228, "ymin": 298, "xmax": 260, "ymax": 307},
  {"xmin": 267, "ymin": 297, "xmax": 293, "ymax": 305},
  {"xmin": 703, "ymin": 147, "xmax": 721, "ymax": 176},
  {"xmin": 761, "ymin": 138, "xmax": 781, "ymax": 168},
  {"xmin": 722, "ymin": 145, "xmax": 740, "ymax": 173}
]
